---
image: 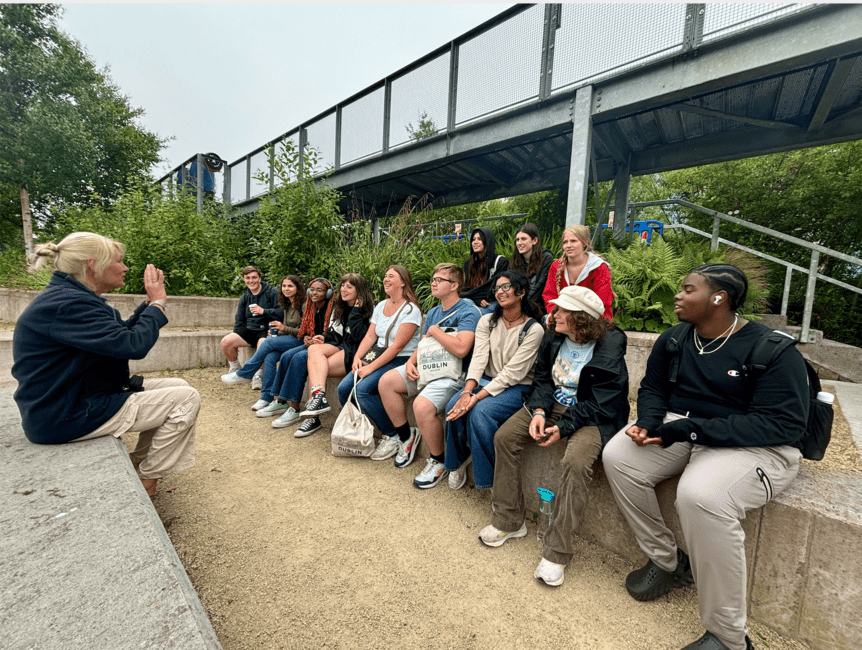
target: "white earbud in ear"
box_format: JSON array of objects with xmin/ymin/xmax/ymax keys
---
[{"xmin": 714, "ymin": 296, "xmax": 722, "ymax": 304}]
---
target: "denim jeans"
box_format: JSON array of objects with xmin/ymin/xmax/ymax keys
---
[
  {"xmin": 260, "ymin": 344, "xmax": 306, "ymax": 402},
  {"xmin": 444, "ymin": 376, "xmax": 532, "ymax": 489},
  {"xmin": 337, "ymin": 357, "xmax": 407, "ymax": 438},
  {"xmin": 271, "ymin": 346, "xmax": 316, "ymax": 403},
  {"xmin": 237, "ymin": 336, "xmax": 303, "ymax": 399}
]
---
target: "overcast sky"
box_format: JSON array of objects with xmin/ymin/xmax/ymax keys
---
[{"xmin": 60, "ymin": 3, "xmax": 510, "ymax": 178}]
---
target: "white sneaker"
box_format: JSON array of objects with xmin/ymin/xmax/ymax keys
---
[
  {"xmin": 534, "ymin": 558, "xmax": 566, "ymax": 586},
  {"xmin": 251, "ymin": 399, "xmax": 271, "ymax": 411},
  {"xmin": 370, "ymin": 436, "xmax": 399, "ymax": 461},
  {"xmin": 394, "ymin": 428, "xmax": 421, "ymax": 468},
  {"xmin": 413, "ymin": 458, "xmax": 448, "ymax": 489},
  {"xmin": 256, "ymin": 401, "xmax": 289, "ymax": 418},
  {"xmin": 449, "ymin": 456, "xmax": 472, "ymax": 490},
  {"xmin": 251, "ymin": 370, "xmax": 263, "ymax": 390},
  {"xmin": 222, "ymin": 371, "xmax": 250, "ymax": 385},
  {"xmin": 271, "ymin": 407, "xmax": 299, "ymax": 428},
  {"xmin": 478, "ymin": 523, "xmax": 527, "ymax": 548}
]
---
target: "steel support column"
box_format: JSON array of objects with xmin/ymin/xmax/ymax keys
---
[
  {"xmin": 223, "ymin": 164, "xmax": 231, "ymax": 206},
  {"xmin": 612, "ymin": 159, "xmax": 630, "ymax": 237},
  {"xmin": 565, "ymin": 85, "xmax": 593, "ymax": 227}
]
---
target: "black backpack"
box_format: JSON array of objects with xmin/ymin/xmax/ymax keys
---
[
  {"xmin": 487, "ymin": 316, "xmax": 540, "ymax": 345},
  {"xmin": 665, "ymin": 324, "xmax": 833, "ymax": 460}
]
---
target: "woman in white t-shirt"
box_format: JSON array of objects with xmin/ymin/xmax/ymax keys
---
[{"xmin": 337, "ymin": 265, "xmax": 422, "ymax": 456}]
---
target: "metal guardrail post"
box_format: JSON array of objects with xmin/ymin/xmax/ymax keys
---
[
  {"xmin": 539, "ymin": 4, "xmax": 562, "ymax": 101},
  {"xmin": 223, "ymin": 164, "xmax": 231, "ymax": 206},
  {"xmin": 298, "ymin": 128, "xmax": 307, "ymax": 179},
  {"xmin": 196, "ymin": 153, "xmax": 204, "ymax": 214},
  {"xmin": 565, "ymin": 85, "xmax": 593, "ymax": 227},
  {"xmin": 269, "ymin": 147, "xmax": 275, "ymax": 192},
  {"xmin": 383, "ymin": 79, "xmax": 392, "ymax": 154},
  {"xmin": 245, "ymin": 157, "xmax": 251, "ymax": 201},
  {"xmin": 372, "ymin": 214, "xmax": 380, "ymax": 246},
  {"xmin": 710, "ymin": 215, "xmax": 721, "ymax": 251},
  {"xmin": 682, "ymin": 4, "xmax": 705, "ymax": 52},
  {"xmin": 447, "ymin": 42, "xmax": 459, "ymax": 133},
  {"xmin": 801, "ymin": 250, "xmax": 819, "ymax": 342},
  {"xmin": 335, "ymin": 105, "xmax": 342, "ymax": 170},
  {"xmin": 781, "ymin": 266, "xmax": 792, "ymax": 316}
]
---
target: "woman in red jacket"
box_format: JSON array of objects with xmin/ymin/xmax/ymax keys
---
[{"xmin": 542, "ymin": 225, "xmax": 614, "ymax": 320}]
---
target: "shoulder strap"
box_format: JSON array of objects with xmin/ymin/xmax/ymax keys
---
[
  {"xmin": 518, "ymin": 318, "xmax": 539, "ymax": 346},
  {"xmin": 382, "ymin": 301, "xmax": 409, "ymax": 347},
  {"xmin": 746, "ymin": 330, "xmax": 798, "ymax": 378},
  {"xmin": 665, "ymin": 323, "xmax": 692, "ymax": 384}
]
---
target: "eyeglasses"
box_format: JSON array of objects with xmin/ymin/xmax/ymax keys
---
[
  {"xmin": 494, "ymin": 283, "xmax": 514, "ymax": 293},
  {"xmin": 309, "ymin": 287, "xmax": 327, "ymax": 293},
  {"xmin": 430, "ymin": 277, "xmax": 456, "ymax": 284}
]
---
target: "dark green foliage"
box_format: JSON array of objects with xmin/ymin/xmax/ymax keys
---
[{"xmin": 653, "ymin": 141, "xmax": 862, "ymax": 345}]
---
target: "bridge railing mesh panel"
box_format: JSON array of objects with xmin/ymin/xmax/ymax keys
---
[
  {"xmin": 229, "ymin": 161, "xmax": 246, "ymax": 202},
  {"xmin": 455, "ymin": 5, "xmax": 544, "ymax": 126},
  {"xmin": 248, "ymin": 151, "xmax": 269, "ymax": 198},
  {"xmin": 305, "ymin": 112, "xmax": 337, "ymax": 175},
  {"xmin": 551, "ymin": 3, "xmax": 686, "ymax": 94},
  {"xmin": 389, "ymin": 52, "xmax": 450, "ymax": 150},
  {"xmin": 702, "ymin": 3, "xmax": 819, "ymax": 44},
  {"xmin": 341, "ymin": 88, "xmax": 385, "ymax": 166}
]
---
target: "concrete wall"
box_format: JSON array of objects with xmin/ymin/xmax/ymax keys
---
[{"xmin": 0, "ymin": 289, "xmax": 237, "ymax": 328}]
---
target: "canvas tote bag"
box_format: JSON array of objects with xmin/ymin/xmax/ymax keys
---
[
  {"xmin": 416, "ymin": 309, "xmax": 462, "ymax": 391},
  {"xmin": 331, "ymin": 375, "xmax": 375, "ymax": 457}
]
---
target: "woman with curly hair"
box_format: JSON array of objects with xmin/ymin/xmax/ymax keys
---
[
  {"xmin": 292, "ymin": 273, "xmax": 375, "ymax": 437},
  {"xmin": 256, "ymin": 278, "xmax": 334, "ymax": 426},
  {"xmin": 443, "ymin": 269, "xmax": 544, "ymax": 490},
  {"xmin": 478, "ymin": 286, "xmax": 629, "ymax": 589},
  {"xmin": 221, "ymin": 275, "xmax": 305, "ymax": 400},
  {"xmin": 542, "ymin": 225, "xmax": 614, "ymax": 320},
  {"xmin": 509, "ymin": 223, "xmax": 554, "ymax": 315}
]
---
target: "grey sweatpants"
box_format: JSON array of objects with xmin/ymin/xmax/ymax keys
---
[{"xmin": 602, "ymin": 413, "xmax": 801, "ymax": 650}]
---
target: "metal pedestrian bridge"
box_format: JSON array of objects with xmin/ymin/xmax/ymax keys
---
[{"xmin": 159, "ymin": 3, "xmax": 862, "ymax": 233}]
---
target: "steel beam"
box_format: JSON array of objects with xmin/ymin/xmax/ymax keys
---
[
  {"xmin": 565, "ymin": 86, "xmax": 593, "ymax": 227},
  {"xmin": 675, "ymin": 103, "xmax": 802, "ymax": 130},
  {"xmin": 612, "ymin": 159, "xmax": 630, "ymax": 237},
  {"xmin": 807, "ymin": 55, "xmax": 859, "ymax": 132}
]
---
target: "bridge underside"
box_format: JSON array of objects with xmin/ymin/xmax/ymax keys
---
[{"xmin": 325, "ymin": 5, "xmax": 862, "ymax": 220}]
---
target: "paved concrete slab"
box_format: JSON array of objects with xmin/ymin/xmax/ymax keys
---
[{"xmin": 0, "ymin": 389, "xmax": 221, "ymax": 650}]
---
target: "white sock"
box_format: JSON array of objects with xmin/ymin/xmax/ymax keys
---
[
  {"xmin": 229, "ymin": 360, "xmax": 240, "ymax": 372},
  {"xmin": 310, "ymin": 385, "xmax": 325, "ymax": 395}
]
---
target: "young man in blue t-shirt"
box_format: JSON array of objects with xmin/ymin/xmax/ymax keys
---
[{"xmin": 377, "ymin": 263, "xmax": 481, "ymax": 488}]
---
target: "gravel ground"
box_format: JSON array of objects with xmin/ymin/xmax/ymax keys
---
[{"xmin": 129, "ymin": 366, "xmax": 859, "ymax": 650}]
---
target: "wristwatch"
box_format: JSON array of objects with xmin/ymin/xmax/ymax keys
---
[{"xmin": 148, "ymin": 300, "xmax": 167, "ymax": 311}]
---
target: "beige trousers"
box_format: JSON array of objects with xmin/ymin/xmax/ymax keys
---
[
  {"xmin": 76, "ymin": 378, "xmax": 200, "ymax": 480},
  {"xmin": 602, "ymin": 413, "xmax": 801, "ymax": 650}
]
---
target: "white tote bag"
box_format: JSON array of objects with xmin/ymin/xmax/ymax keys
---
[
  {"xmin": 331, "ymin": 375, "xmax": 375, "ymax": 458},
  {"xmin": 416, "ymin": 310, "xmax": 462, "ymax": 391}
]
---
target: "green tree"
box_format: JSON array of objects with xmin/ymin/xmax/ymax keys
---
[
  {"xmin": 0, "ymin": 4, "xmax": 164, "ymax": 251},
  {"xmin": 406, "ymin": 111, "xmax": 438, "ymax": 141}
]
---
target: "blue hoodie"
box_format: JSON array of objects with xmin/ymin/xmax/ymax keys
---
[{"xmin": 12, "ymin": 272, "xmax": 168, "ymax": 444}]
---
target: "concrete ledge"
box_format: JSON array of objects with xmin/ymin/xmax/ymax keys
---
[
  {"xmin": 0, "ymin": 288, "xmax": 237, "ymax": 329},
  {"xmin": 0, "ymin": 389, "xmax": 222, "ymax": 650}
]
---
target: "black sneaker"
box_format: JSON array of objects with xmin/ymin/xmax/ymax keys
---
[
  {"xmin": 294, "ymin": 417, "xmax": 322, "ymax": 438},
  {"xmin": 625, "ymin": 548, "xmax": 693, "ymax": 601},
  {"xmin": 679, "ymin": 631, "xmax": 754, "ymax": 650},
  {"xmin": 300, "ymin": 392, "xmax": 330, "ymax": 417}
]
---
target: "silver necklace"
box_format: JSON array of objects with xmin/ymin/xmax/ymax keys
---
[{"xmin": 693, "ymin": 315, "xmax": 738, "ymax": 355}]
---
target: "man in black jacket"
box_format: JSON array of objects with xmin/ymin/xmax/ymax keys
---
[
  {"xmin": 602, "ymin": 264, "xmax": 808, "ymax": 650},
  {"xmin": 477, "ymin": 286, "xmax": 630, "ymax": 587}
]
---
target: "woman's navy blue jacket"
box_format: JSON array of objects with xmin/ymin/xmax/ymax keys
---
[
  {"xmin": 11, "ymin": 272, "xmax": 168, "ymax": 444},
  {"xmin": 524, "ymin": 328, "xmax": 630, "ymax": 447}
]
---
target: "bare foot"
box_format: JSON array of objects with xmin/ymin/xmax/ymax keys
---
[{"xmin": 140, "ymin": 477, "xmax": 159, "ymax": 496}]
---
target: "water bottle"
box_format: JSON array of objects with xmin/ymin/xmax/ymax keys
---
[
  {"xmin": 536, "ymin": 487, "xmax": 555, "ymax": 541},
  {"xmin": 816, "ymin": 391, "xmax": 834, "ymax": 405}
]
